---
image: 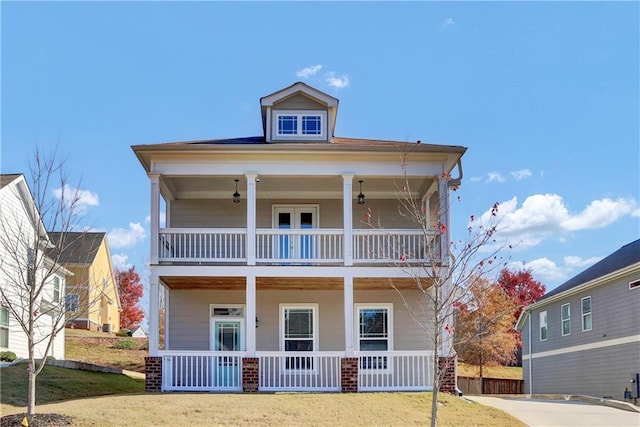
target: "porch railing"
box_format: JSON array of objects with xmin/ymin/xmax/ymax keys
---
[
  {"xmin": 258, "ymin": 351, "xmax": 342, "ymax": 391},
  {"xmin": 357, "ymin": 351, "xmax": 434, "ymax": 391},
  {"xmin": 161, "ymin": 351, "xmax": 244, "ymax": 391},
  {"xmin": 158, "ymin": 228, "xmax": 439, "ymax": 265}
]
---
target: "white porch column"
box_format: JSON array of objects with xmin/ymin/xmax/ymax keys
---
[
  {"xmin": 439, "ymin": 176, "xmax": 453, "ymax": 355},
  {"xmin": 342, "ymin": 175, "xmax": 354, "ymax": 266},
  {"xmin": 246, "ymin": 174, "xmax": 257, "ymax": 265},
  {"xmin": 149, "ymin": 272, "xmax": 160, "ymax": 356},
  {"xmin": 246, "ymin": 274, "xmax": 256, "ymax": 355},
  {"xmin": 149, "ymin": 174, "xmax": 160, "ymax": 265},
  {"xmin": 344, "ymin": 274, "xmax": 354, "ymax": 356}
]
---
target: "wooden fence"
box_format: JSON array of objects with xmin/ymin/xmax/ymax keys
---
[{"xmin": 457, "ymin": 376, "xmax": 524, "ymax": 395}]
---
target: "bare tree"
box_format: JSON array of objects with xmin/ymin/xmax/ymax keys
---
[
  {"xmin": 364, "ymin": 152, "xmax": 510, "ymax": 427},
  {"xmin": 0, "ymin": 148, "xmax": 105, "ymax": 416}
]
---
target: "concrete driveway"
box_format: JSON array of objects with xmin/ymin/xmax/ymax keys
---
[{"xmin": 466, "ymin": 396, "xmax": 640, "ymax": 427}]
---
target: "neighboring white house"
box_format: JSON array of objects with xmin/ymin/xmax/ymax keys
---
[
  {"xmin": 0, "ymin": 174, "xmax": 71, "ymax": 360},
  {"xmin": 517, "ymin": 239, "xmax": 640, "ymax": 401},
  {"xmin": 132, "ymin": 82, "xmax": 466, "ymax": 393},
  {"xmin": 131, "ymin": 327, "xmax": 148, "ymax": 338}
]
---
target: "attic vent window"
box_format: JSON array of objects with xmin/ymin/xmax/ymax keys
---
[
  {"xmin": 273, "ymin": 110, "xmax": 326, "ymax": 140},
  {"xmin": 630, "ymin": 279, "xmax": 640, "ymax": 290}
]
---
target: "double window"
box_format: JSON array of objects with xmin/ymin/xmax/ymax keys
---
[
  {"xmin": 561, "ymin": 303, "xmax": 571, "ymax": 336},
  {"xmin": 281, "ymin": 304, "xmax": 317, "ymax": 370},
  {"xmin": 273, "ymin": 111, "xmax": 326, "ymax": 140},
  {"xmin": 581, "ymin": 296, "xmax": 592, "ymax": 331},
  {"xmin": 539, "ymin": 311, "xmax": 548, "ymax": 341},
  {"xmin": 0, "ymin": 306, "xmax": 8, "ymax": 348},
  {"xmin": 356, "ymin": 304, "xmax": 392, "ymax": 370}
]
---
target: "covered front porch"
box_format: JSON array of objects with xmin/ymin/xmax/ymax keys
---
[{"xmin": 145, "ymin": 271, "xmax": 450, "ymax": 393}]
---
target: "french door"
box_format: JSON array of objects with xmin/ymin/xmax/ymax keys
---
[{"xmin": 273, "ymin": 205, "xmax": 318, "ymax": 260}]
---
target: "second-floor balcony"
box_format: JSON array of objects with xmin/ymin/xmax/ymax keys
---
[{"xmin": 158, "ymin": 227, "xmax": 441, "ymax": 266}]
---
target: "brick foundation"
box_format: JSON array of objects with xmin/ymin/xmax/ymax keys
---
[
  {"xmin": 145, "ymin": 356, "xmax": 163, "ymax": 392},
  {"xmin": 242, "ymin": 357, "xmax": 259, "ymax": 393},
  {"xmin": 438, "ymin": 356, "xmax": 457, "ymax": 394},
  {"xmin": 341, "ymin": 357, "xmax": 358, "ymax": 392}
]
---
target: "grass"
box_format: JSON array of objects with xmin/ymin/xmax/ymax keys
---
[
  {"xmin": 0, "ymin": 363, "xmax": 144, "ymax": 407},
  {"xmin": 458, "ymin": 362, "xmax": 523, "ymax": 380},
  {"xmin": 65, "ymin": 328, "xmax": 147, "ymax": 373},
  {"xmin": 1, "ymin": 391, "xmax": 526, "ymax": 426}
]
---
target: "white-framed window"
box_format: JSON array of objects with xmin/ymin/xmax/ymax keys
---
[
  {"xmin": 0, "ymin": 306, "xmax": 9, "ymax": 348},
  {"xmin": 539, "ymin": 311, "xmax": 548, "ymax": 341},
  {"xmin": 581, "ymin": 296, "xmax": 592, "ymax": 331},
  {"xmin": 52, "ymin": 277, "xmax": 61, "ymax": 303},
  {"xmin": 355, "ymin": 304, "xmax": 393, "ymax": 370},
  {"xmin": 280, "ymin": 304, "xmax": 318, "ymax": 370},
  {"xmin": 561, "ymin": 303, "xmax": 571, "ymax": 336},
  {"xmin": 65, "ymin": 293, "xmax": 79, "ymax": 313},
  {"xmin": 272, "ymin": 110, "xmax": 326, "ymax": 140},
  {"xmin": 629, "ymin": 279, "xmax": 640, "ymax": 290}
]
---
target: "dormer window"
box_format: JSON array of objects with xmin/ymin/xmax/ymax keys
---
[{"xmin": 273, "ymin": 110, "xmax": 326, "ymax": 141}]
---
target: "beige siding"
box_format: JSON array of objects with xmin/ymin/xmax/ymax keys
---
[
  {"xmin": 168, "ymin": 288, "xmax": 433, "ymax": 352},
  {"xmin": 274, "ymin": 94, "xmax": 325, "ymax": 110},
  {"xmin": 171, "ymin": 198, "xmax": 421, "ymax": 230}
]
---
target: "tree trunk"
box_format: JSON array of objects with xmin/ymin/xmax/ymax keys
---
[
  {"xmin": 27, "ymin": 356, "xmax": 36, "ymax": 415},
  {"xmin": 430, "ymin": 351, "xmax": 439, "ymax": 427},
  {"xmin": 479, "ymin": 352, "xmax": 484, "ymax": 380}
]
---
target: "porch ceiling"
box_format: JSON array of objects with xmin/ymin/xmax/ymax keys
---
[{"xmin": 160, "ymin": 276, "xmax": 432, "ymax": 291}]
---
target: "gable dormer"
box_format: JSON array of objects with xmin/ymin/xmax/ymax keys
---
[{"xmin": 260, "ymin": 82, "xmax": 339, "ymax": 143}]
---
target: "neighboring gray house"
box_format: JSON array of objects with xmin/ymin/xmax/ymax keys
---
[
  {"xmin": 132, "ymin": 82, "xmax": 467, "ymax": 393},
  {"xmin": 516, "ymin": 239, "xmax": 640, "ymax": 401}
]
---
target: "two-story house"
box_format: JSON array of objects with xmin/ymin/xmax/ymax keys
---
[
  {"xmin": 133, "ymin": 82, "xmax": 466, "ymax": 393},
  {"xmin": 517, "ymin": 239, "xmax": 640, "ymax": 401},
  {"xmin": 0, "ymin": 174, "xmax": 71, "ymax": 359},
  {"xmin": 49, "ymin": 232, "xmax": 121, "ymax": 334}
]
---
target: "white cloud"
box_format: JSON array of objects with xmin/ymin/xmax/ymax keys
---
[
  {"xmin": 475, "ymin": 194, "xmax": 638, "ymax": 250},
  {"xmin": 53, "ymin": 184, "xmax": 99, "ymax": 212},
  {"xmin": 442, "ymin": 18, "xmax": 455, "ymax": 26},
  {"xmin": 326, "ymin": 73, "xmax": 350, "ymax": 89},
  {"xmin": 516, "ymin": 257, "xmax": 568, "ymax": 284},
  {"xmin": 296, "ymin": 65, "xmax": 323, "ymax": 79},
  {"xmin": 563, "ymin": 255, "xmax": 601, "ymax": 269},
  {"xmin": 486, "ymin": 172, "xmax": 506, "ymax": 183},
  {"xmin": 510, "ymin": 169, "xmax": 532, "ymax": 180},
  {"xmin": 469, "ymin": 176, "xmax": 483, "ymax": 183},
  {"xmin": 112, "ymin": 253, "xmax": 132, "ymax": 270},
  {"xmin": 107, "ymin": 222, "xmax": 146, "ymax": 249}
]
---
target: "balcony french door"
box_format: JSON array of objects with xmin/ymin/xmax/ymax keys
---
[{"xmin": 273, "ymin": 205, "xmax": 318, "ymax": 260}]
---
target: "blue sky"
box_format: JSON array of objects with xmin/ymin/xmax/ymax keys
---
[{"xmin": 2, "ymin": 1, "xmax": 638, "ymax": 296}]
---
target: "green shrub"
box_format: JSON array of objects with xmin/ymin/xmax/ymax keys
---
[
  {"xmin": 0, "ymin": 351, "xmax": 17, "ymax": 362},
  {"xmin": 115, "ymin": 328, "xmax": 132, "ymax": 337},
  {"xmin": 113, "ymin": 339, "xmax": 137, "ymax": 350}
]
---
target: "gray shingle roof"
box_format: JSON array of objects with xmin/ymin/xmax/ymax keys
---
[
  {"xmin": 48, "ymin": 232, "xmax": 106, "ymax": 265},
  {"xmin": 0, "ymin": 174, "xmax": 22, "ymax": 188},
  {"xmin": 539, "ymin": 239, "xmax": 640, "ymax": 301}
]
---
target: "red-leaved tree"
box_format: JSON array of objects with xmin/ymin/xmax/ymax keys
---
[
  {"xmin": 497, "ymin": 267, "xmax": 546, "ymax": 363},
  {"xmin": 115, "ymin": 267, "xmax": 145, "ymax": 330}
]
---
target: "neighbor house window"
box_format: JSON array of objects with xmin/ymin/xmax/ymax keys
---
[
  {"xmin": 581, "ymin": 296, "xmax": 592, "ymax": 331},
  {"xmin": 630, "ymin": 279, "xmax": 640, "ymax": 290},
  {"xmin": 0, "ymin": 306, "xmax": 9, "ymax": 348},
  {"xmin": 27, "ymin": 247, "xmax": 35, "ymax": 287},
  {"xmin": 52, "ymin": 277, "xmax": 61, "ymax": 303},
  {"xmin": 539, "ymin": 311, "xmax": 547, "ymax": 341},
  {"xmin": 561, "ymin": 303, "xmax": 571, "ymax": 336},
  {"xmin": 273, "ymin": 111, "xmax": 326, "ymax": 139},
  {"xmin": 65, "ymin": 293, "xmax": 79, "ymax": 313},
  {"xmin": 356, "ymin": 304, "xmax": 393, "ymax": 370},
  {"xmin": 280, "ymin": 304, "xmax": 317, "ymax": 370}
]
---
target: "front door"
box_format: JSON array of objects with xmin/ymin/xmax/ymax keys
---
[
  {"xmin": 211, "ymin": 306, "xmax": 244, "ymax": 389},
  {"xmin": 273, "ymin": 205, "xmax": 318, "ymax": 261}
]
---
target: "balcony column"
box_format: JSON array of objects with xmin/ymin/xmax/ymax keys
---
[
  {"xmin": 148, "ymin": 272, "xmax": 160, "ymax": 356},
  {"xmin": 246, "ymin": 174, "xmax": 257, "ymax": 265},
  {"xmin": 344, "ymin": 274, "xmax": 355, "ymax": 356},
  {"xmin": 342, "ymin": 175, "xmax": 354, "ymax": 266},
  {"xmin": 439, "ymin": 176, "xmax": 453, "ymax": 356},
  {"xmin": 245, "ymin": 274, "xmax": 256, "ymax": 355},
  {"xmin": 149, "ymin": 174, "xmax": 160, "ymax": 265}
]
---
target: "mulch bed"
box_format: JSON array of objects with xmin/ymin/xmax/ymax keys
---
[{"xmin": 0, "ymin": 413, "xmax": 73, "ymax": 427}]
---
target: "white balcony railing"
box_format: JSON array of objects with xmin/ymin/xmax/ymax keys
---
[
  {"xmin": 158, "ymin": 228, "xmax": 439, "ymax": 265},
  {"xmin": 357, "ymin": 350, "xmax": 434, "ymax": 391},
  {"xmin": 161, "ymin": 351, "xmax": 245, "ymax": 391},
  {"xmin": 258, "ymin": 351, "xmax": 343, "ymax": 391}
]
